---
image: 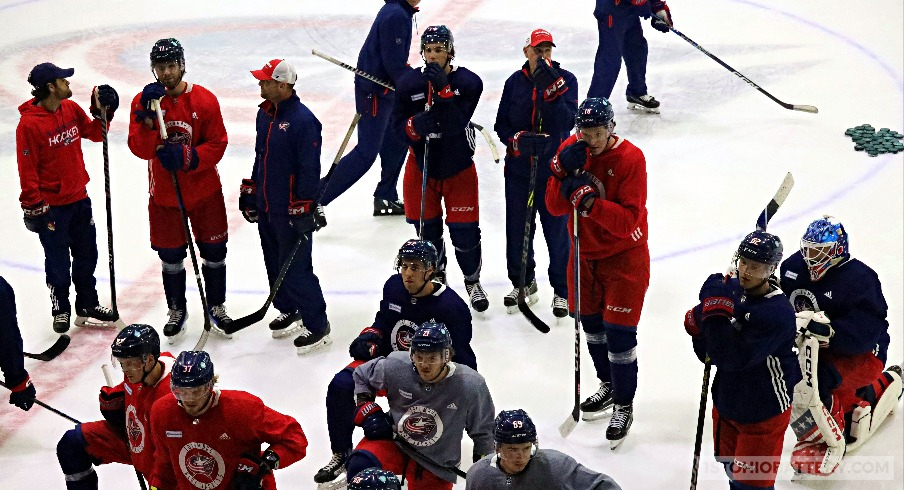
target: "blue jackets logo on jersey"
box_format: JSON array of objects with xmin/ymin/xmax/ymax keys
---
[{"xmin": 398, "ymin": 405, "xmax": 444, "ymax": 447}]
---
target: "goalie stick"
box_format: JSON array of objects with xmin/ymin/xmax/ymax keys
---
[
  {"xmin": 690, "ymin": 172, "xmax": 795, "ymax": 490},
  {"xmin": 23, "ymin": 334, "xmax": 71, "ymax": 361},
  {"xmin": 224, "ymin": 113, "xmax": 361, "ymax": 334},
  {"xmin": 311, "ymin": 49, "xmax": 501, "ymax": 163},
  {"xmin": 669, "ymin": 27, "xmax": 818, "ymax": 114}
]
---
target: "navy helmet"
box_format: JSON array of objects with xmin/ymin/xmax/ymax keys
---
[
  {"xmin": 420, "ymin": 25, "xmax": 455, "ymax": 58},
  {"xmin": 348, "ymin": 468, "xmax": 401, "ymax": 490},
  {"xmin": 575, "ymin": 97, "xmax": 614, "ymax": 130},
  {"xmin": 396, "ymin": 239, "xmax": 438, "ymax": 271},
  {"xmin": 801, "ymin": 216, "xmax": 849, "ymax": 281},
  {"xmin": 410, "ymin": 322, "xmax": 452, "ymax": 353},
  {"xmin": 150, "ymin": 38, "xmax": 185, "ymax": 70},
  {"xmin": 737, "ymin": 230, "xmax": 783, "ymax": 266},
  {"xmin": 494, "ymin": 409, "xmax": 538, "ymax": 445},
  {"xmin": 111, "ymin": 324, "xmax": 160, "ymax": 359},
  {"xmin": 171, "ymin": 351, "xmax": 214, "ymax": 388}
]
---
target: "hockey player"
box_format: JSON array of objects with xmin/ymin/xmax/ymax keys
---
[
  {"xmin": 317, "ymin": 0, "xmax": 420, "ymax": 216},
  {"xmin": 241, "ymin": 59, "xmax": 331, "ymax": 354},
  {"xmin": 314, "ymin": 239, "xmax": 476, "ymax": 487},
  {"xmin": 545, "ymin": 97, "xmax": 649, "ymax": 447},
  {"xmin": 587, "ymin": 0, "xmax": 673, "ymax": 113},
  {"xmin": 346, "ymin": 322, "xmax": 495, "ymax": 489},
  {"xmin": 349, "ymin": 468, "xmax": 401, "ymax": 489},
  {"xmin": 55, "ymin": 324, "xmax": 173, "ymax": 488},
  {"xmin": 127, "ymin": 38, "xmax": 231, "ymax": 343},
  {"xmin": 466, "ymin": 409, "xmax": 622, "ymax": 489},
  {"xmin": 16, "ymin": 62, "xmax": 122, "ymax": 333},
  {"xmin": 395, "ymin": 25, "xmax": 489, "ymax": 313},
  {"xmin": 684, "ymin": 231, "xmax": 801, "ymax": 489},
  {"xmin": 1, "ymin": 276, "xmax": 37, "ymax": 411},
  {"xmin": 149, "ymin": 351, "xmax": 308, "ymax": 489},
  {"xmin": 779, "ymin": 216, "xmax": 902, "ymax": 475},
  {"xmin": 494, "ymin": 28, "xmax": 577, "ymax": 317}
]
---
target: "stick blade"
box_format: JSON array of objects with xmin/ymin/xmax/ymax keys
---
[
  {"xmin": 756, "ymin": 172, "xmax": 794, "ymax": 231},
  {"xmin": 24, "ymin": 335, "xmax": 71, "ymax": 361},
  {"xmin": 223, "ymin": 309, "xmax": 266, "ymax": 335},
  {"xmin": 517, "ymin": 300, "xmax": 551, "ymax": 333},
  {"xmin": 792, "ymin": 105, "xmax": 819, "ymax": 114},
  {"xmin": 558, "ymin": 413, "xmax": 579, "ymax": 438}
]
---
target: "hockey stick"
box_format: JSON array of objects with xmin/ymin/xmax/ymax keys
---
[
  {"xmin": 224, "ymin": 113, "xmax": 361, "ymax": 334},
  {"xmin": 0, "ymin": 380, "xmax": 80, "ymax": 424},
  {"xmin": 689, "ymin": 172, "xmax": 794, "ymax": 490},
  {"xmin": 150, "ymin": 99, "xmax": 213, "ymax": 350},
  {"xmin": 23, "ymin": 334, "xmax": 71, "ymax": 361},
  {"xmin": 392, "ymin": 431, "xmax": 467, "ymax": 479},
  {"xmin": 417, "ymin": 87, "xmax": 434, "ymax": 239},
  {"xmin": 669, "ymin": 27, "xmax": 818, "ymax": 114},
  {"xmin": 311, "ymin": 49, "xmax": 500, "ymax": 162},
  {"xmin": 97, "ymin": 99, "xmax": 123, "ymax": 325},
  {"xmin": 558, "ymin": 209, "xmax": 582, "ymax": 437},
  {"xmin": 102, "ymin": 365, "xmax": 149, "ymax": 490}
]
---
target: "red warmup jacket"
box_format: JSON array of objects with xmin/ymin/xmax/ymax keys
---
[
  {"xmin": 546, "ymin": 134, "xmax": 648, "ymax": 260},
  {"xmin": 16, "ymin": 98, "xmax": 106, "ymax": 207},
  {"xmin": 127, "ymin": 83, "xmax": 228, "ymax": 210}
]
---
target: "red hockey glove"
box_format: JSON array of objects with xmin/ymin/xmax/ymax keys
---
[
  {"xmin": 684, "ymin": 305, "xmax": 703, "ymax": 337},
  {"xmin": 99, "ymin": 385, "xmax": 126, "ymax": 433},
  {"xmin": 289, "ymin": 199, "xmax": 318, "ymax": 237},
  {"xmin": 234, "ymin": 449, "xmax": 279, "ymax": 490},
  {"xmin": 698, "ymin": 273, "xmax": 735, "ymax": 321},
  {"xmin": 22, "ymin": 200, "xmax": 54, "ymax": 233},
  {"xmin": 239, "ymin": 179, "xmax": 258, "ymax": 223},
  {"xmin": 532, "ymin": 58, "xmax": 568, "ymax": 103},
  {"xmin": 560, "ymin": 174, "xmax": 598, "ymax": 216},
  {"xmin": 354, "ymin": 401, "xmax": 393, "ymax": 440}
]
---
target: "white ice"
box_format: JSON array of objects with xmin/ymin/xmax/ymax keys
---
[{"xmin": 0, "ymin": 0, "xmax": 901, "ymax": 488}]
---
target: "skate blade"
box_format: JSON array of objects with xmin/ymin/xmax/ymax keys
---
[
  {"xmin": 317, "ymin": 478, "xmax": 348, "ymax": 490},
  {"xmin": 165, "ymin": 326, "xmax": 187, "ymax": 346},
  {"xmin": 582, "ymin": 409, "xmax": 613, "ymax": 422},
  {"xmin": 272, "ymin": 322, "xmax": 303, "ymax": 339},
  {"xmin": 210, "ymin": 326, "xmax": 234, "ymax": 340},
  {"xmin": 297, "ymin": 336, "xmax": 333, "ymax": 356},
  {"xmin": 627, "ymin": 103, "xmax": 660, "ymax": 114},
  {"xmin": 74, "ymin": 316, "xmax": 123, "ymax": 329},
  {"xmin": 505, "ymin": 304, "xmax": 519, "ymax": 314},
  {"xmin": 505, "ymin": 293, "xmax": 539, "ymax": 314},
  {"xmin": 609, "ymin": 436, "xmax": 628, "ymax": 450}
]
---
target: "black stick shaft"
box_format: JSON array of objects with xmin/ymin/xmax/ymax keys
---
[{"xmin": 100, "ymin": 107, "xmax": 118, "ymax": 313}]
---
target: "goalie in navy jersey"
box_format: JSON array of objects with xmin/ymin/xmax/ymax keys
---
[
  {"xmin": 779, "ymin": 216, "xmax": 902, "ymax": 475},
  {"xmin": 313, "ymin": 239, "xmax": 475, "ymax": 488},
  {"xmin": 394, "ymin": 25, "xmax": 489, "ymax": 313},
  {"xmin": 683, "ymin": 231, "xmax": 800, "ymax": 490}
]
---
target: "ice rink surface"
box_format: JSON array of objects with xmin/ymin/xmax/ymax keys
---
[{"xmin": 0, "ymin": 0, "xmax": 901, "ymax": 488}]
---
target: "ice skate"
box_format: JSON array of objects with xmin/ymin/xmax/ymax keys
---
[
  {"xmin": 465, "ymin": 280, "xmax": 489, "ymax": 313},
  {"xmin": 581, "ymin": 382, "xmax": 614, "ymax": 421},
  {"xmin": 627, "ymin": 94, "xmax": 660, "ymax": 114},
  {"xmin": 52, "ymin": 311, "xmax": 70, "ymax": 334},
  {"xmin": 269, "ymin": 310, "xmax": 303, "ymax": 339},
  {"xmin": 207, "ymin": 304, "xmax": 234, "ymax": 339},
  {"xmin": 314, "ymin": 450, "xmax": 349, "ymax": 489},
  {"xmin": 163, "ymin": 308, "xmax": 188, "ymax": 345},
  {"xmin": 295, "ymin": 322, "xmax": 333, "ymax": 355},
  {"xmin": 552, "ymin": 294, "xmax": 568, "ymax": 319},
  {"xmin": 373, "ymin": 198, "xmax": 404, "ymax": 216},
  {"xmin": 75, "ymin": 305, "xmax": 125, "ymax": 329},
  {"xmin": 607, "ymin": 403, "xmax": 633, "ymax": 449},
  {"xmin": 503, "ymin": 279, "xmax": 538, "ymax": 314}
]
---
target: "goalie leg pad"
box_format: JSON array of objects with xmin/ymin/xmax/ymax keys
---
[{"xmin": 846, "ymin": 367, "xmax": 903, "ymax": 451}]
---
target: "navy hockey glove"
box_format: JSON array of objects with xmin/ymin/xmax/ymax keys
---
[
  {"xmin": 8, "ymin": 374, "xmax": 36, "ymax": 411},
  {"xmin": 698, "ymin": 273, "xmax": 735, "ymax": 322},
  {"xmin": 140, "ymin": 82, "xmax": 166, "ymax": 110},
  {"xmin": 354, "ymin": 401, "xmax": 393, "ymax": 440},
  {"xmin": 90, "ymin": 85, "xmax": 119, "ymax": 119},
  {"xmin": 650, "ymin": 1, "xmax": 673, "ymax": 33},
  {"xmin": 99, "ymin": 385, "xmax": 126, "ymax": 434},
  {"xmin": 532, "ymin": 58, "xmax": 568, "ymax": 103},
  {"xmin": 550, "ymin": 140, "xmax": 588, "ymax": 179},
  {"xmin": 560, "ymin": 173, "xmax": 598, "ymax": 215},
  {"xmin": 424, "ymin": 63, "xmax": 454, "ymax": 103},
  {"xmin": 157, "ymin": 142, "xmax": 199, "ymax": 172},
  {"xmin": 239, "ymin": 179, "xmax": 258, "ymax": 223},
  {"xmin": 234, "ymin": 449, "xmax": 279, "ymax": 490},
  {"xmin": 289, "ymin": 199, "xmax": 318, "ymax": 238},
  {"xmin": 509, "ymin": 131, "xmax": 551, "ymax": 158},
  {"xmin": 684, "ymin": 304, "xmax": 703, "ymax": 337},
  {"xmin": 349, "ymin": 329, "xmax": 383, "ymax": 361},
  {"xmin": 22, "ymin": 200, "xmax": 54, "ymax": 233},
  {"xmin": 406, "ymin": 111, "xmax": 439, "ymax": 140}
]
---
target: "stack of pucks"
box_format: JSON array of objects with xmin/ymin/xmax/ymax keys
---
[{"xmin": 845, "ymin": 124, "xmax": 904, "ymax": 157}]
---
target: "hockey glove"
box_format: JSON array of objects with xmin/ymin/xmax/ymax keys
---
[
  {"xmin": 424, "ymin": 63, "xmax": 454, "ymax": 103},
  {"xmin": 473, "ymin": 452, "xmax": 486, "ymax": 463},
  {"xmin": 698, "ymin": 273, "xmax": 735, "ymax": 321},
  {"xmin": 140, "ymin": 82, "xmax": 166, "ymax": 111},
  {"xmin": 509, "ymin": 131, "xmax": 551, "ymax": 158},
  {"xmin": 22, "ymin": 201, "xmax": 54, "ymax": 233},
  {"xmin": 157, "ymin": 142, "xmax": 199, "ymax": 172},
  {"xmin": 289, "ymin": 199, "xmax": 318, "ymax": 237},
  {"xmin": 560, "ymin": 174, "xmax": 598, "ymax": 216},
  {"xmin": 234, "ymin": 449, "xmax": 279, "ymax": 490},
  {"xmin": 349, "ymin": 329, "xmax": 383, "ymax": 361},
  {"xmin": 532, "ymin": 58, "xmax": 568, "ymax": 103},
  {"xmin": 354, "ymin": 401, "xmax": 393, "ymax": 440},
  {"xmin": 550, "ymin": 140, "xmax": 589, "ymax": 179},
  {"xmin": 91, "ymin": 85, "xmax": 119, "ymax": 119},
  {"xmin": 406, "ymin": 110, "xmax": 439, "ymax": 140},
  {"xmin": 684, "ymin": 304, "xmax": 703, "ymax": 337},
  {"xmin": 239, "ymin": 179, "xmax": 258, "ymax": 223},
  {"xmin": 8, "ymin": 374, "xmax": 36, "ymax": 411},
  {"xmin": 650, "ymin": 1, "xmax": 673, "ymax": 33},
  {"xmin": 798, "ymin": 311, "xmax": 834, "ymax": 346},
  {"xmin": 99, "ymin": 385, "xmax": 126, "ymax": 434}
]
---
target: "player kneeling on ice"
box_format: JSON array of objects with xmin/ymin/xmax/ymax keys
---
[
  {"xmin": 466, "ymin": 409, "xmax": 622, "ymax": 489},
  {"xmin": 346, "ymin": 322, "xmax": 495, "ymax": 489},
  {"xmin": 779, "ymin": 216, "xmax": 902, "ymax": 476},
  {"xmin": 148, "ymin": 351, "xmax": 308, "ymax": 489},
  {"xmin": 684, "ymin": 231, "xmax": 801, "ymax": 490},
  {"xmin": 314, "ymin": 239, "xmax": 476, "ymax": 488},
  {"xmin": 56, "ymin": 324, "xmax": 173, "ymax": 489}
]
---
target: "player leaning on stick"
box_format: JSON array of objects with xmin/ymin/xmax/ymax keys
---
[
  {"xmin": 683, "ymin": 232, "xmax": 800, "ymax": 489},
  {"xmin": 545, "ymin": 97, "xmax": 649, "ymax": 448},
  {"xmin": 494, "ymin": 28, "xmax": 577, "ymax": 317},
  {"xmin": 127, "ymin": 38, "xmax": 231, "ymax": 343},
  {"xmin": 55, "ymin": 324, "xmax": 173, "ymax": 489},
  {"xmin": 15, "ymin": 62, "xmax": 122, "ymax": 333},
  {"xmin": 395, "ymin": 25, "xmax": 489, "ymax": 313},
  {"xmin": 779, "ymin": 216, "xmax": 902, "ymax": 476}
]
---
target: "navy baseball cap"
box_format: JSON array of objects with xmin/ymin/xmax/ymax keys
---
[{"xmin": 28, "ymin": 63, "xmax": 74, "ymax": 87}]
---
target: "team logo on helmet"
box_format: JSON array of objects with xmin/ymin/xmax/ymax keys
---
[
  {"xmin": 392, "ymin": 319, "xmax": 418, "ymax": 351},
  {"xmin": 126, "ymin": 405, "xmax": 146, "ymax": 454},
  {"xmin": 178, "ymin": 442, "xmax": 225, "ymax": 489},
  {"xmin": 398, "ymin": 405, "xmax": 444, "ymax": 447}
]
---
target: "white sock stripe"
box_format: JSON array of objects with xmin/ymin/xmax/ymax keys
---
[
  {"xmin": 202, "ymin": 259, "xmax": 226, "ymax": 268},
  {"xmin": 608, "ymin": 346, "xmax": 637, "ymax": 364},
  {"xmin": 64, "ymin": 467, "xmax": 96, "ymax": 481},
  {"xmin": 162, "ymin": 261, "xmax": 185, "ymax": 273},
  {"xmin": 585, "ymin": 332, "xmax": 607, "ymax": 344}
]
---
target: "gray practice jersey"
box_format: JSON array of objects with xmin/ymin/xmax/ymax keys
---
[
  {"xmin": 353, "ymin": 351, "xmax": 495, "ymax": 482},
  {"xmin": 465, "ymin": 449, "xmax": 622, "ymax": 490}
]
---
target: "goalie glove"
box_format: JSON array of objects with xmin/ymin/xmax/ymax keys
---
[{"xmin": 796, "ymin": 311, "xmax": 833, "ymax": 346}]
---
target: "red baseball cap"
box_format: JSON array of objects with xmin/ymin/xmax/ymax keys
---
[
  {"xmin": 251, "ymin": 59, "xmax": 297, "ymax": 84},
  {"xmin": 525, "ymin": 29, "xmax": 556, "ymax": 48}
]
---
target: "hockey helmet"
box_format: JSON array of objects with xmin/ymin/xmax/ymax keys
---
[
  {"xmin": 111, "ymin": 324, "xmax": 160, "ymax": 359},
  {"xmin": 396, "ymin": 239, "xmax": 438, "ymax": 272},
  {"xmin": 150, "ymin": 38, "xmax": 185, "ymax": 71},
  {"xmin": 801, "ymin": 215, "xmax": 849, "ymax": 281},
  {"xmin": 575, "ymin": 97, "xmax": 614, "ymax": 130},
  {"xmin": 171, "ymin": 351, "xmax": 214, "ymax": 388},
  {"xmin": 410, "ymin": 322, "xmax": 452, "ymax": 353},
  {"xmin": 494, "ymin": 409, "xmax": 538, "ymax": 445},
  {"xmin": 420, "ymin": 25, "xmax": 455, "ymax": 58},
  {"xmin": 348, "ymin": 468, "xmax": 401, "ymax": 490}
]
